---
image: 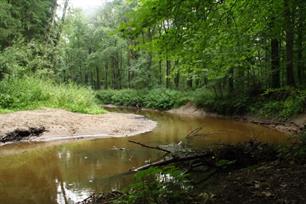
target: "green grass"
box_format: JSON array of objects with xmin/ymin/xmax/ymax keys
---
[{"xmin": 0, "ymin": 77, "xmax": 104, "ymax": 114}]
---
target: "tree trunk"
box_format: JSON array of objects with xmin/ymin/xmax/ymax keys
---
[
  {"xmin": 159, "ymin": 59, "xmax": 162, "ymax": 85},
  {"xmin": 284, "ymin": 0, "xmax": 295, "ymax": 86},
  {"xmin": 228, "ymin": 68, "xmax": 234, "ymax": 93},
  {"xmin": 127, "ymin": 43, "xmax": 132, "ymax": 88},
  {"xmin": 96, "ymin": 66, "xmax": 100, "ymax": 89},
  {"xmin": 105, "ymin": 62, "xmax": 108, "ymax": 89},
  {"xmin": 174, "ymin": 61, "xmax": 180, "ymax": 89},
  {"xmin": 174, "ymin": 72, "xmax": 180, "ymax": 89},
  {"xmin": 90, "ymin": 72, "xmax": 94, "ymax": 88},
  {"xmin": 166, "ymin": 60, "xmax": 171, "ymax": 88},
  {"xmin": 271, "ymin": 39, "xmax": 280, "ymax": 88},
  {"xmin": 296, "ymin": 4, "xmax": 305, "ymax": 86},
  {"xmin": 187, "ymin": 76, "xmax": 193, "ymax": 89}
]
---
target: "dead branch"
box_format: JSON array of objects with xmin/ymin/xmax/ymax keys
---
[
  {"xmin": 128, "ymin": 140, "xmax": 172, "ymax": 154},
  {"xmin": 130, "ymin": 152, "xmax": 214, "ymax": 172}
]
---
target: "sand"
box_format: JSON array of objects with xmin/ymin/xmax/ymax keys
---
[{"xmin": 0, "ymin": 108, "xmax": 157, "ymax": 143}]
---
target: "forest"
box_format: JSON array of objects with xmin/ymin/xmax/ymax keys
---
[
  {"xmin": 1, "ymin": 0, "xmax": 305, "ymax": 118},
  {"xmin": 0, "ymin": 0, "xmax": 306, "ymax": 203}
]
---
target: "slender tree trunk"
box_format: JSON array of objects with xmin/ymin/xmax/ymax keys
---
[
  {"xmin": 54, "ymin": 0, "xmax": 69, "ymax": 47},
  {"xmin": 284, "ymin": 0, "xmax": 295, "ymax": 86},
  {"xmin": 118, "ymin": 51, "xmax": 122, "ymax": 89},
  {"xmin": 174, "ymin": 61, "xmax": 180, "ymax": 89},
  {"xmin": 166, "ymin": 59, "xmax": 171, "ymax": 88},
  {"xmin": 84, "ymin": 73, "xmax": 88, "ymax": 85},
  {"xmin": 228, "ymin": 68, "xmax": 234, "ymax": 93},
  {"xmin": 174, "ymin": 72, "xmax": 180, "ymax": 89},
  {"xmin": 127, "ymin": 42, "xmax": 132, "ymax": 88},
  {"xmin": 187, "ymin": 76, "xmax": 193, "ymax": 89},
  {"xmin": 297, "ymin": 33, "xmax": 304, "ymax": 85},
  {"xmin": 112, "ymin": 57, "xmax": 116, "ymax": 89},
  {"xmin": 90, "ymin": 72, "xmax": 94, "ymax": 88},
  {"xmin": 296, "ymin": 5, "xmax": 305, "ymax": 86},
  {"xmin": 105, "ymin": 62, "xmax": 108, "ymax": 89},
  {"xmin": 271, "ymin": 39, "xmax": 280, "ymax": 88},
  {"xmin": 159, "ymin": 59, "xmax": 162, "ymax": 85},
  {"xmin": 96, "ymin": 66, "xmax": 100, "ymax": 89}
]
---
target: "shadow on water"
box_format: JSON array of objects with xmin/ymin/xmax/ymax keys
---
[{"xmin": 0, "ymin": 108, "xmax": 289, "ymax": 204}]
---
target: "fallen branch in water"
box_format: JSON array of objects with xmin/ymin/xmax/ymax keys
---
[
  {"xmin": 131, "ymin": 152, "xmax": 215, "ymax": 172},
  {"xmin": 129, "ymin": 139, "xmax": 279, "ymax": 174},
  {"xmin": 128, "ymin": 140, "xmax": 172, "ymax": 154}
]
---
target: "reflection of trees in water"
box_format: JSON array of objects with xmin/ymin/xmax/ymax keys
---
[
  {"xmin": 56, "ymin": 143, "xmax": 164, "ymax": 194},
  {"xmin": 0, "ymin": 149, "xmax": 60, "ymax": 204}
]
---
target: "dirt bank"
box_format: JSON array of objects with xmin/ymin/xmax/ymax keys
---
[
  {"xmin": 211, "ymin": 160, "xmax": 306, "ymax": 203},
  {"xmin": 0, "ymin": 108, "xmax": 156, "ymax": 144},
  {"xmin": 168, "ymin": 103, "xmax": 305, "ymax": 134}
]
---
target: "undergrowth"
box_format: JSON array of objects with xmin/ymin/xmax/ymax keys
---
[
  {"xmin": 97, "ymin": 87, "xmax": 305, "ymax": 120},
  {"xmin": 114, "ymin": 166, "xmax": 195, "ymax": 204},
  {"xmin": 249, "ymin": 87, "xmax": 306, "ymax": 120},
  {"xmin": 97, "ymin": 89, "xmax": 189, "ymax": 110},
  {"xmin": 0, "ymin": 77, "xmax": 103, "ymax": 114}
]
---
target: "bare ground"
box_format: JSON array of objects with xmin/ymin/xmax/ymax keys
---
[
  {"xmin": 0, "ymin": 108, "xmax": 157, "ymax": 144},
  {"xmin": 210, "ymin": 160, "xmax": 306, "ymax": 204}
]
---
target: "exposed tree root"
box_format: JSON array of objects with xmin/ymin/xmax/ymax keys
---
[{"xmin": 0, "ymin": 127, "xmax": 46, "ymax": 143}]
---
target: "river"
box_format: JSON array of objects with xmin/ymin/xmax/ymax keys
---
[{"xmin": 0, "ymin": 108, "xmax": 289, "ymax": 204}]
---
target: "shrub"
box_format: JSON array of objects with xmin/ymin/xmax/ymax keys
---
[
  {"xmin": 251, "ymin": 88, "xmax": 306, "ymax": 120},
  {"xmin": 97, "ymin": 89, "xmax": 187, "ymax": 110},
  {"xmin": 192, "ymin": 88, "xmax": 250, "ymax": 115},
  {"xmin": 143, "ymin": 89, "xmax": 182, "ymax": 110},
  {"xmin": 96, "ymin": 87, "xmax": 305, "ymax": 119}
]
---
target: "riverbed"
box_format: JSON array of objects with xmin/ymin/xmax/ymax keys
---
[{"xmin": 0, "ymin": 108, "xmax": 289, "ymax": 204}]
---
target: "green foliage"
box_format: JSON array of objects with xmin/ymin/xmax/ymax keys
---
[
  {"xmin": 0, "ymin": 0, "xmax": 56, "ymax": 49},
  {"xmin": 0, "ymin": 39, "xmax": 55, "ymax": 78},
  {"xmin": 97, "ymin": 89, "xmax": 188, "ymax": 110},
  {"xmin": 279, "ymin": 130, "xmax": 306, "ymax": 161},
  {"xmin": 250, "ymin": 88, "xmax": 306, "ymax": 120},
  {"xmin": 0, "ymin": 77, "xmax": 103, "ymax": 114},
  {"xmin": 143, "ymin": 89, "xmax": 186, "ymax": 110},
  {"xmin": 114, "ymin": 167, "xmax": 193, "ymax": 204}
]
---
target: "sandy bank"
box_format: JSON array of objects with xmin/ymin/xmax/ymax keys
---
[
  {"xmin": 0, "ymin": 108, "xmax": 157, "ymax": 144},
  {"xmin": 168, "ymin": 103, "xmax": 305, "ymax": 134}
]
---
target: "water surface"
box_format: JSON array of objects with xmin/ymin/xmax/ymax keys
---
[{"xmin": 0, "ymin": 109, "xmax": 289, "ymax": 204}]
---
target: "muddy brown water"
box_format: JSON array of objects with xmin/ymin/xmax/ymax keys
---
[{"xmin": 0, "ymin": 108, "xmax": 290, "ymax": 204}]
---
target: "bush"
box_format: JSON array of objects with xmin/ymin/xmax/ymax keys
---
[
  {"xmin": 192, "ymin": 89, "xmax": 250, "ymax": 115},
  {"xmin": 97, "ymin": 87, "xmax": 305, "ymax": 119},
  {"xmin": 250, "ymin": 88, "xmax": 306, "ymax": 120},
  {"xmin": 143, "ymin": 89, "xmax": 183, "ymax": 110},
  {"xmin": 0, "ymin": 77, "xmax": 103, "ymax": 114},
  {"xmin": 97, "ymin": 89, "xmax": 188, "ymax": 110}
]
